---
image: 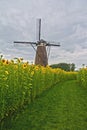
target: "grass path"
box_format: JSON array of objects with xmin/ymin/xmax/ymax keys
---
[{"xmin": 2, "ymin": 80, "xmax": 87, "ymax": 130}]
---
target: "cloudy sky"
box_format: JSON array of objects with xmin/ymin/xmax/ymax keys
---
[{"xmin": 0, "ymin": 0, "xmax": 87, "ymax": 69}]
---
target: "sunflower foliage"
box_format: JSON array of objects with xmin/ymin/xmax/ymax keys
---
[{"xmin": 0, "ymin": 58, "xmax": 77, "ymax": 121}]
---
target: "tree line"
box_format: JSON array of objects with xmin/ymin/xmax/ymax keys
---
[{"xmin": 50, "ymin": 63, "xmax": 75, "ymax": 71}]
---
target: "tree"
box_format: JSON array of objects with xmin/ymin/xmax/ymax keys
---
[
  {"xmin": 70, "ymin": 63, "xmax": 75, "ymax": 71},
  {"xmin": 50, "ymin": 63, "xmax": 75, "ymax": 71}
]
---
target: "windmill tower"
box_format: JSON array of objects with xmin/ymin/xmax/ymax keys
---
[{"xmin": 14, "ymin": 18, "xmax": 60, "ymax": 66}]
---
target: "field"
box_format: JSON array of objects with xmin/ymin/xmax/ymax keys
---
[{"xmin": 0, "ymin": 58, "xmax": 87, "ymax": 130}]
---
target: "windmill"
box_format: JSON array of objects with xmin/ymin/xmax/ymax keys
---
[{"xmin": 14, "ymin": 18, "xmax": 60, "ymax": 66}]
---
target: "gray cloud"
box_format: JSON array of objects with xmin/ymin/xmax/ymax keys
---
[{"xmin": 0, "ymin": 0, "xmax": 87, "ymax": 68}]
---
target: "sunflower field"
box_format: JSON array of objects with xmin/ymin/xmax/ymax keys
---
[
  {"xmin": 0, "ymin": 58, "xmax": 77, "ymax": 122},
  {"xmin": 77, "ymin": 68, "xmax": 87, "ymax": 88}
]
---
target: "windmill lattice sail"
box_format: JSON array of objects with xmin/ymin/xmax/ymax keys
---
[{"xmin": 36, "ymin": 18, "xmax": 41, "ymax": 41}]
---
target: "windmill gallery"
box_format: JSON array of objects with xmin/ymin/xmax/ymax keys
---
[{"xmin": 14, "ymin": 19, "xmax": 60, "ymax": 66}]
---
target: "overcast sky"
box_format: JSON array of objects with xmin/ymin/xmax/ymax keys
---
[{"xmin": 0, "ymin": 0, "xmax": 87, "ymax": 69}]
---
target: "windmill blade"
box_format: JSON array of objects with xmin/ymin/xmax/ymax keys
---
[
  {"xmin": 14, "ymin": 41, "xmax": 37, "ymax": 45},
  {"xmin": 36, "ymin": 18, "xmax": 41, "ymax": 41},
  {"xmin": 46, "ymin": 42, "xmax": 60, "ymax": 46}
]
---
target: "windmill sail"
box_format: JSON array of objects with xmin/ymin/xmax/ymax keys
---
[{"xmin": 36, "ymin": 18, "xmax": 41, "ymax": 41}]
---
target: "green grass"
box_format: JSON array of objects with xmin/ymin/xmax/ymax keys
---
[{"xmin": 1, "ymin": 80, "xmax": 87, "ymax": 130}]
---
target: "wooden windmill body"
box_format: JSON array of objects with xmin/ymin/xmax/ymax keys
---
[
  {"xmin": 35, "ymin": 43, "xmax": 48, "ymax": 66},
  {"xmin": 14, "ymin": 19, "xmax": 60, "ymax": 66}
]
